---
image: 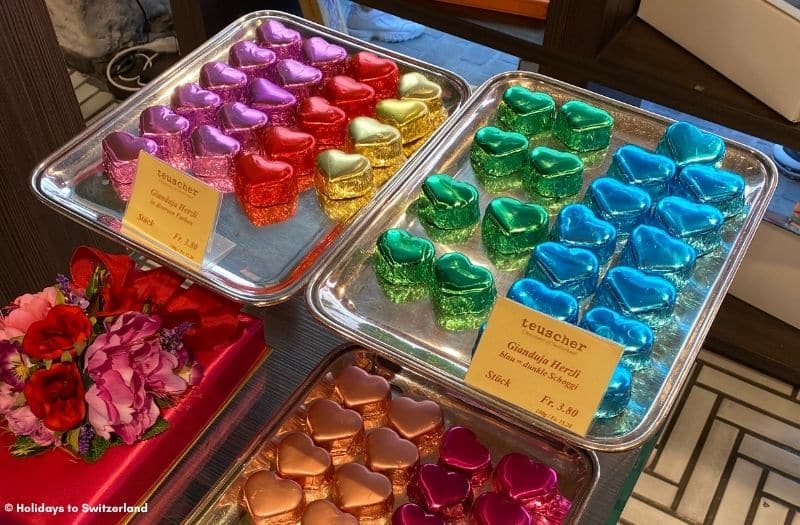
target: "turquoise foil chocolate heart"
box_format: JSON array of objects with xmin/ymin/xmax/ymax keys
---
[
  {"xmin": 553, "ymin": 100, "xmax": 614, "ymax": 152},
  {"xmin": 656, "ymin": 121, "xmax": 725, "ymax": 168},
  {"xmin": 470, "ymin": 126, "xmax": 529, "ymax": 185},
  {"xmin": 374, "ymin": 229, "xmax": 435, "ymax": 300},
  {"xmin": 552, "ymin": 204, "xmax": 617, "ymax": 264},
  {"xmin": 481, "ymin": 197, "xmax": 548, "ymax": 260},
  {"xmin": 620, "ymin": 225, "xmax": 697, "ymax": 288},
  {"xmin": 432, "ymin": 252, "xmax": 496, "ymax": 331},
  {"xmin": 596, "ymin": 364, "xmax": 632, "ymax": 419},
  {"xmin": 584, "ymin": 177, "xmax": 652, "ymax": 235},
  {"xmin": 652, "ymin": 196, "xmax": 725, "ymax": 256},
  {"xmin": 525, "ymin": 242, "xmax": 599, "ymax": 300},
  {"xmin": 496, "ymin": 86, "xmax": 555, "ymax": 137},
  {"xmin": 607, "ymin": 144, "xmax": 676, "ymax": 201},
  {"xmin": 673, "ymin": 164, "xmax": 745, "ymax": 218},
  {"xmin": 506, "ymin": 278, "xmax": 579, "ymax": 324},
  {"xmin": 580, "ymin": 307, "xmax": 654, "ymax": 371},
  {"xmin": 417, "ymin": 174, "xmax": 480, "ymax": 243},
  {"xmin": 592, "ymin": 266, "xmax": 676, "ymax": 328}
]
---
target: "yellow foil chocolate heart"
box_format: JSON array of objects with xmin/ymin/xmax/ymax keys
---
[
  {"xmin": 315, "ymin": 149, "xmax": 373, "ymax": 200},
  {"xmin": 348, "ymin": 117, "xmax": 406, "ymax": 169},
  {"xmin": 398, "ymin": 72, "xmax": 447, "ymax": 127},
  {"xmin": 375, "ymin": 99, "xmax": 432, "ymax": 144}
]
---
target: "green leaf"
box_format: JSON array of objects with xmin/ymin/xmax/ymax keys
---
[
  {"xmin": 55, "ymin": 290, "xmax": 66, "ymax": 305},
  {"xmin": 82, "ymin": 435, "xmax": 111, "ymax": 463},
  {"xmin": 85, "ymin": 266, "xmax": 106, "ymax": 300},
  {"xmin": 60, "ymin": 351, "xmax": 73, "ymax": 362},
  {"xmin": 141, "ymin": 417, "xmax": 169, "ymax": 441},
  {"xmin": 154, "ymin": 397, "xmax": 174, "ymax": 409},
  {"xmin": 10, "ymin": 436, "xmax": 47, "ymax": 457},
  {"xmin": 65, "ymin": 428, "xmax": 80, "ymax": 453}
]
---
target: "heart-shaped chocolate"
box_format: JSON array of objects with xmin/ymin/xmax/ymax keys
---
[
  {"xmin": 304, "ymin": 37, "xmax": 348, "ymax": 78},
  {"xmin": 334, "ymin": 365, "xmax": 391, "ymax": 426},
  {"xmin": 235, "ymin": 154, "xmax": 296, "ymax": 208},
  {"xmin": 608, "ymin": 144, "xmax": 676, "ymax": 200},
  {"xmin": 656, "ymin": 121, "xmax": 725, "ymax": 168},
  {"xmin": 438, "ymin": 426, "xmax": 492, "ymax": 485},
  {"xmin": 349, "ymin": 117, "xmax": 404, "ymax": 174},
  {"xmin": 171, "ymin": 83, "xmax": 222, "ymax": 127},
  {"xmin": 351, "ymin": 51, "xmax": 400, "ymax": 100},
  {"xmin": 315, "ymin": 149, "xmax": 373, "ymax": 200},
  {"xmin": 526, "ymin": 242, "xmax": 599, "ymax": 300},
  {"xmin": 101, "ymin": 131, "xmax": 158, "ymax": 184},
  {"xmin": 553, "ymin": 100, "xmax": 614, "ymax": 152},
  {"xmin": 580, "ymin": 306, "xmax": 654, "ymax": 371},
  {"xmin": 199, "ymin": 61, "xmax": 247, "ymax": 103},
  {"xmin": 473, "ymin": 492, "xmax": 531, "ymax": 525},
  {"xmin": 248, "ymin": 78, "xmax": 297, "ymax": 126},
  {"xmin": 242, "ymin": 470, "xmax": 305, "ymax": 524},
  {"xmin": 431, "ymin": 252, "xmax": 496, "ymax": 331},
  {"xmin": 409, "ymin": 463, "xmax": 472, "ymax": 519},
  {"xmin": 470, "ymin": 126, "xmax": 529, "ymax": 181},
  {"xmin": 481, "ymin": 197, "xmax": 548, "ymax": 259},
  {"xmin": 218, "ymin": 102, "xmax": 268, "ymax": 155},
  {"xmin": 139, "ymin": 105, "xmax": 191, "ymax": 169},
  {"xmin": 525, "ymin": 146, "xmax": 583, "ymax": 200},
  {"xmin": 584, "ymin": 177, "xmax": 652, "ymax": 234},
  {"xmin": 375, "ymin": 98, "xmax": 431, "ymax": 144},
  {"xmin": 190, "ymin": 125, "xmax": 241, "ymax": 190},
  {"xmin": 398, "ymin": 72, "xmax": 445, "ymax": 125},
  {"xmin": 417, "ymin": 174, "xmax": 480, "ymax": 235},
  {"xmin": 263, "ymin": 126, "xmax": 316, "ymax": 190},
  {"xmin": 257, "ymin": 19, "xmax": 302, "ymax": 60},
  {"xmin": 497, "ymin": 86, "xmax": 555, "ymax": 137},
  {"xmin": 553, "ymin": 204, "xmax": 617, "ymax": 264},
  {"xmin": 493, "ymin": 453, "xmax": 568, "ymax": 517},
  {"xmin": 593, "ymin": 266, "xmax": 677, "ymax": 327},
  {"xmin": 298, "ymin": 96, "xmax": 348, "ymax": 148},
  {"xmin": 334, "ymin": 462, "xmax": 394, "ymax": 520},
  {"xmin": 674, "ymin": 164, "xmax": 745, "ymax": 218},
  {"xmin": 304, "ymin": 398, "xmax": 365, "ymax": 462},
  {"xmin": 652, "ymin": 196, "xmax": 725, "ymax": 255},
  {"xmin": 277, "ymin": 59, "xmax": 323, "ymax": 98},
  {"xmin": 375, "ymin": 228, "xmax": 435, "ymax": 288},
  {"xmin": 620, "ymin": 224, "xmax": 697, "ymax": 288},
  {"xmin": 506, "ymin": 278, "xmax": 579, "ymax": 324},
  {"xmin": 392, "ymin": 503, "xmax": 444, "ymax": 525},
  {"xmin": 597, "ymin": 364, "xmax": 633, "ymax": 419},
  {"xmin": 366, "ymin": 427, "xmax": 420, "ymax": 488},
  {"xmin": 228, "ymin": 40, "xmax": 276, "ymax": 81},
  {"xmin": 326, "ymin": 75, "xmax": 376, "ymax": 118},
  {"xmin": 387, "ymin": 396, "xmax": 444, "ymax": 452},
  {"xmin": 191, "ymin": 125, "xmax": 241, "ymax": 157},
  {"xmin": 275, "ymin": 431, "xmax": 334, "ymax": 492},
  {"xmin": 302, "ymin": 499, "xmax": 358, "ymax": 525}
]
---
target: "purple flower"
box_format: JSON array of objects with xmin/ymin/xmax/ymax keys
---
[
  {"xmin": 78, "ymin": 425, "xmax": 94, "ymax": 455},
  {"xmin": 84, "ymin": 368, "xmax": 159, "ymax": 445},
  {"xmin": 0, "ymin": 341, "xmax": 30, "ymax": 390},
  {"xmin": 5, "ymin": 406, "xmax": 58, "ymax": 446}
]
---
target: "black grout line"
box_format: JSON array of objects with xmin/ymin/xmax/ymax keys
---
[
  {"xmin": 715, "ymin": 412, "xmax": 800, "ymax": 454},
  {"xmin": 785, "ymin": 509, "xmax": 796, "ymax": 525},
  {"xmin": 760, "ymin": 492, "xmax": 800, "ymax": 514},
  {"xmin": 651, "ymin": 366, "xmax": 704, "ymax": 469},
  {"xmin": 698, "ymin": 360, "xmax": 798, "ymax": 401},
  {"xmin": 630, "ymin": 494, "xmax": 695, "ymax": 524},
  {"xmin": 745, "ymin": 469, "xmax": 769, "ymax": 524},
  {"xmin": 737, "ymin": 451, "xmax": 800, "ymax": 485},
  {"xmin": 695, "ymin": 385, "xmax": 800, "ymax": 429},
  {"xmin": 640, "ymin": 468, "xmax": 681, "ymax": 487},
  {"xmin": 703, "ymin": 431, "xmax": 745, "ymax": 525}
]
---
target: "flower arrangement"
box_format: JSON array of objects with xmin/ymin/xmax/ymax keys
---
[{"xmin": 0, "ymin": 247, "xmax": 241, "ymax": 461}]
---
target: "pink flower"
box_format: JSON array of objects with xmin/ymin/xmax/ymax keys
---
[
  {"xmin": 0, "ymin": 287, "xmax": 58, "ymax": 340},
  {"xmin": 0, "ymin": 383, "xmax": 18, "ymax": 415},
  {"xmin": 5, "ymin": 406, "xmax": 57, "ymax": 447},
  {"xmin": 84, "ymin": 368, "xmax": 159, "ymax": 445}
]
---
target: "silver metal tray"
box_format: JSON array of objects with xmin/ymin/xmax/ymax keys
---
[
  {"xmin": 187, "ymin": 344, "xmax": 599, "ymax": 524},
  {"xmin": 30, "ymin": 11, "xmax": 469, "ymax": 306},
  {"xmin": 306, "ymin": 71, "xmax": 778, "ymax": 452}
]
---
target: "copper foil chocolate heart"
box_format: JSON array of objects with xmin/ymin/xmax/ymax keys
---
[
  {"xmin": 248, "ymin": 78, "xmax": 297, "ymax": 127},
  {"xmin": 304, "ymin": 398, "xmax": 365, "ymax": 463},
  {"xmin": 472, "ymin": 492, "xmax": 531, "ymax": 525},
  {"xmin": 277, "ymin": 59, "xmax": 323, "ymax": 99},
  {"xmin": 334, "ymin": 462, "xmax": 394, "ymax": 520},
  {"xmin": 171, "ymin": 82, "xmax": 222, "ymax": 128},
  {"xmin": 218, "ymin": 102, "xmax": 269, "ymax": 155},
  {"xmin": 304, "ymin": 37, "xmax": 348, "ymax": 79},
  {"xmin": 262, "ymin": 126, "xmax": 316, "ymax": 191},
  {"xmin": 392, "ymin": 503, "xmax": 444, "ymax": 525},
  {"xmin": 229, "ymin": 40, "xmax": 277, "ymax": 82},
  {"xmin": 366, "ymin": 427, "xmax": 420, "ymax": 489},
  {"xmin": 493, "ymin": 452, "xmax": 572, "ymax": 521},
  {"xmin": 438, "ymin": 426, "xmax": 492, "ymax": 486},
  {"xmin": 243, "ymin": 470, "xmax": 305, "ymax": 525},
  {"xmin": 199, "ymin": 61, "xmax": 248, "ymax": 103},
  {"xmin": 257, "ymin": 19, "xmax": 303, "ymax": 60},
  {"xmin": 275, "ymin": 431, "xmax": 334, "ymax": 494},
  {"xmin": 190, "ymin": 125, "xmax": 241, "ymax": 192},
  {"xmin": 302, "ymin": 499, "xmax": 358, "ymax": 525},
  {"xmin": 102, "ymin": 131, "xmax": 158, "ymax": 186},
  {"xmin": 334, "ymin": 365, "xmax": 391, "ymax": 427},
  {"xmin": 387, "ymin": 396, "xmax": 444, "ymax": 453},
  {"xmin": 408, "ymin": 463, "xmax": 472, "ymax": 520}
]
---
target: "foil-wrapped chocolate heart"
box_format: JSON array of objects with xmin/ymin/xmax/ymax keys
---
[
  {"xmin": 263, "ymin": 126, "xmax": 316, "ymax": 191},
  {"xmin": 277, "ymin": 59, "xmax": 323, "ymax": 99},
  {"xmin": 171, "ymin": 82, "xmax": 222, "ymax": 127},
  {"xmin": 199, "ymin": 61, "xmax": 248, "ymax": 103},
  {"xmin": 408, "ymin": 463, "xmax": 472, "ymax": 520},
  {"xmin": 218, "ymin": 102, "xmax": 269, "ymax": 155},
  {"xmin": 242, "ymin": 470, "xmax": 305, "ymax": 525},
  {"xmin": 298, "ymin": 96, "xmax": 348, "ymax": 149},
  {"xmin": 234, "ymin": 154, "xmax": 298, "ymax": 226},
  {"xmin": 387, "ymin": 396, "xmax": 443, "ymax": 453},
  {"xmin": 366, "ymin": 427, "xmax": 420, "ymax": 489},
  {"xmin": 101, "ymin": 131, "xmax": 158, "ymax": 186},
  {"xmin": 326, "ymin": 75, "xmax": 376, "ymax": 119},
  {"xmin": 302, "ymin": 499, "xmax": 358, "ymax": 525},
  {"xmin": 303, "ymin": 36, "xmax": 348, "ymax": 79},
  {"xmin": 257, "ymin": 19, "xmax": 303, "ymax": 60},
  {"xmin": 228, "ymin": 40, "xmax": 277, "ymax": 82},
  {"xmin": 398, "ymin": 72, "xmax": 446, "ymax": 127},
  {"xmin": 190, "ymin": 125, "xmax": 241, "ymax": 192},
  {"xmin": 351, "ymin": 51, "xmax": 400, "ymax": 100},
  {"xmin": 334, "ymin": 462, "xmax": 394, "ymax": 521},
  {"xmin": 275, "ymin": 431, "xmax": 333, "ymax": 493},
  {"xmin": 248, "ymin": 78, "xmax": 297, "ymax": 127},
  {"xmin": 304, "ymin": 398, "xmax": 364, "ymax": 463},
  {"xmin": 472, "ymin": 492, "xmax": 531, "ymax": 525},
  {"xmin": 438, "ymin": 426, "xmax": 492, "ymax": 486},
  {"xmin": 391, "ymin": 503, "xmax": 444, "ymax": 525},
  {"xmin": 348, "ymin": 117, "xmax": 404, "ymax": 179},
  {"xmin": 493, "ymin": 453, "xmax": 571, "ymax": 521},
  {"xmin": 334, "ymin": 365, "xmax": 391, "ymax": 427}
]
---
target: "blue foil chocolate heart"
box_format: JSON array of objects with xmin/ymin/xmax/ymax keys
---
[
  {"xmin": 620, "ymin": 225, "xmax": 697, "ymax": 288},
  {"xmin": 580, "ymin": 307, "xmax": 654, "ymax": 371},
  {"xmin": 652, "ymin": 196, "xmax": 725, "ymax": 256},
  {"xmin": 584, "ymin": 177, "xmax": 652, "ymax": 235},
  {"xmin": 507, "ymin": 278, "xmax": 579, "ymax": 324},
  {"xmin": 552, "ymin": 205, "xmax": 617, "ymax": 264},
  {"xmin": 592, "ymin": 266, "xmax": 677, "ymax": 328},
  {"xmin": 673, "ymin": 164, "xmax": 745, "ymax": 219},
  {"xmin": 596, "ymin": 364, "xmax": 632, "ymax": 419},
  {"xmin": 607, "ymin": 144, "xmax": 676, "ymax": 201},
  {"xmin": 656, "ymin": 121, "xmax": 725, "ymax": 168},
  {"xmin": 525, "ymin": 242, "xmax": 599, "ymax": 300}
]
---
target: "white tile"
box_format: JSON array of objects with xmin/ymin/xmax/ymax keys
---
[
  {"xmin": 80, "ymin": 92, "xmax": 115, "ymax": 121},
  {"xmin": 69, "ymin": 70, "xmax": 87, "ymax": 88},
  {"xmin": 763, "ymin": 472, "xmax": 800, "ymax": 507},
  {"xmin": 698, "ymin": 350, "xmax": 794, "ymax": 396},
  {"xmin": 633, "ymin": 472, "xmax": 678, "ymax": 508},
  {"xmin": 739, "ymin": 433, "xmax": 800, "ymax": 479},
  {"xmin": 753, "ymin": 498, "xmax": 789, "ymax": 525},
  {"xmin": 620, "ymin": 496, "xmax": 689, "ymax": 525},
  {"xmin": 718, "ymin": 399, "xmax": 800, "ymax": 451},
  {"xmin": 677, "ymin": 420, "xmax": 739, "ymax": 522},
  {"xmin": 74, "ymin": 82, "xmax": 99, "ymax": 104},
  {"xmin": 794, "ymin": 511, "xmax": 800, "ymax": 525},
  {"xmin": 712, "ymin": 459, "xmax": 762, "ymax": 525},
  {"xmin": 697, "ymin": 366, "xmax": 800, "ymax": 425},
  {"xmin": 655, "ymin": 386, "xmax": 717, "ymax": 482}
]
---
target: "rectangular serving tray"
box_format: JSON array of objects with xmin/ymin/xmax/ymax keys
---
[
  {"xmin": 30, "ymin": 11, "xmax": 469, "ymax": 306},
  {"xmin": 306, "ymin": 71, "xmax": 778, "ymax": 452}
]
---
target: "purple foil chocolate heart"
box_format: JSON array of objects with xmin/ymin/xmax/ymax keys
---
[
  {"xmin": 200, "ymin": 61, "xmax": 247, "ymax": 88},
  {"xmin": 277, "ymin": 59, "xmax": 322, "ymax": 86},
  {"xmin": 140, "ymin": 105, "xmax": 190, "ymax": 135},
  {"xmin": 218, "ymin": 102, "xmax": 268, "ymax": 131},
  {"xmin": 257, "ymin": 19, "xmax": 301, "ymax": 45},
  {"xmin": 191, "ymin": 125, "xmax": 241, "ymax": 157},
  {"xmin": 438, "ymin": 426, "xmax": 492, "ymax": 485},
  {"xmin": 409, "ymin": 463, "xmax": 472, "ymax": 518},
  {"xmin": 229, "ymin": 40, "xmax": 276, "ymax": 67},
  {"xmin": 391, "ymin": 503, "xmax": 444, "ymax": 525},
  {"xmin": 304, "ymin": 36, "xmax": 347, "ymax": 63},
  {"xmin": 472, "ymin": 492, "xmax": 531, "ymax": 525},
  {"xmin": 102, "ymin": 131, "xmax": 158, "ymax": 162},
  {"xmin": 171, "ymin": 83, "xmax": 221, "ymax": 110},
  {"xmin": 493, "ymin": 452, "xmax": 571, "ymax": 521},
  {"xmin": 249, "ymin": 78, "xmax": 296, "ymax": 106}
]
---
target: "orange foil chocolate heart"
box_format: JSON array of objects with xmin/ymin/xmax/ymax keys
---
[
  {"xmin": 276, "ymin": 431, "xmax": 334, "ymax": 493},
  {"xmin": 301, "ymin": 499, "xmax": 359, "ymax": 525},
  {"xmin": 305, "ymin": 371, "xmax": 335, "ymax": 403},
  {"xmin": 334, "ymin": 462, "xmax": 394, "ymax": 520},
  {"xmin": 387, "ymin": 396, "xmax": 444, "ymax": 453},
  {"xmin": 305, "ymin": 398, "xmax": 365, "ymax": 463},
  {"xmin": 334, "ymin": 365, "xmax": 391, "ymax": 428},
  {"xmin": 366, "ymin": 426, "xmax": 420, "ymax": 489},
  {"xmin": 243, "ymin": 470, "xmax": 305, "ymax": 525}
]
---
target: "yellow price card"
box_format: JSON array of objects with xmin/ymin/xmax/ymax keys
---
[
  {"xmin": 121, "ymin": 152, "xmax": 222, "ymax": 267},
  {"xmin": 465, "ymin": 297, "xmax": 624, "ymax": 436}
]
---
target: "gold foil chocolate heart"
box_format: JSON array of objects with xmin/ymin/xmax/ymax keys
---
[
  {"xmin": 398, "ymin": 72, "xmax": 447, "ymax": 127},
  {"xmin": 301, "ymin": 499, "xmax": 359, "ymax": 525},
  {"xmin": 366, "ymin": 426, "xmax": 420, "ymax": 490},
  {"xmin": 315, "ymin": 149, "xmax": 373, "ymax": 200},
  {"xmin": 276, "ymin": 431, "xmax": 334, "ymax": 494},
  {"xmin": 243, "ymin": 470, "xmax": 305, "ymax": 525},
  {"xmin": 334, "ymin": 462, "xmax": 394, "ymax": 520},
  {"xmin": 387, "ymin": 396, "xmax": 444, "ymax": 453},
  {"xmin": 348, "ymin": 117, "xmax": 406, "ymax": 172},
  {"xmin": 305, "ymin": 398, "xmax": 365, "ymax": 463},
  {"xmin": 334, "ymin": 365, "xmax": 391, "ymax": 428},
  {"xmin": 375, "ymin": 99, "xmax": 432, "ymax": 144}
]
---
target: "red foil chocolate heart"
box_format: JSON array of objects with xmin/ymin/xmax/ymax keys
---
[
  {"xmin": 199, "ymin": 61, "xmax": 247, "ymax": 103},
  {"xmin": 391, "ymin": 503, "xmax": 444, "ymax": 525},
  {"xmin": 297, "ymin": 96, "xmax": 348, "ymax": 150},
  {"xmin": 325, "ymin": 75, "xmax": 376, "ymax": 119},
  {"xmin": 228, "ymin": 40, "xmax": 277, "ymax": 82},
  {"xmin": 234, "ymin": 154, "xmax": 298, "ymax": 226},
  {"xmin": 493, "ymin": 453, "xmax": 572, "ymax": 522},
  {"xmin": 472, "ymin": 492, "xmax": 531, "ymax": 525},
  {"xmin": 249, "ymin": 78, "xmax": 298, "ymax": 127},
  {"xmin": 262, "ymin": 126, "xmax": 316, "ymax": 191},
  {"xmin": 218, "ymin": 102, "xmax": 269, "ymax": 156},
  {"xmin": 351, "ymin": 51, "xmax": 400, "ymax": 100},
  {"xmin": 387, "ymin": 396, "xmax": 444, "ymax": 453},
  {"xmin": 408, "ymin": 463, "xmax": 472, "ymax": 520},
  {"xmin": 171, "ymin": 82, "xmax": 222, "ymax": 128},
  {"xmin": 438, "ymin": 426, "xmax": 492, "ymax": 486},
  {"xmin": 334, "ymin": 365, "xmax": 391, "ymax": 427}
]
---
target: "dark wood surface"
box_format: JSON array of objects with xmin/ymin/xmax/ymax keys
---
[{"xmin": 0, "ymin": 0, "xmax": 112, "ymax": 303}]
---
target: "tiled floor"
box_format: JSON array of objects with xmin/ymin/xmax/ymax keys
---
[{"xmin": 69, "ymin": 69, "xmax": 119, "ymax": 124}]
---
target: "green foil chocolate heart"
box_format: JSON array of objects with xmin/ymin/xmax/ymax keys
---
[
  {"xmin": 497, "ymin": 87, "xmax": 555, "ymax": 137},
  {"xmin": 432, "ymin": 252, "xmax": 496, "ymax": 331},
  {"xmin": 374, "ymin": 228, "xmax": 435, "ymax": 302},
  {"xmin": 524, "ymin": 146, "xmax": 584, "ymax": 202},
  {"xmin": 553, "ymin": 100, "xmax": 614, "ymax": 152},
  {"xmin": 470, "ymin": 126, "xmax": 529, "ymax": 185},
  {"xmin": 416, "ymin": 174, "xmax": 480, "ymax": 243},
  {"xmin": 482, "ymin": 197, "xmax": 548, "ymax": 270}
]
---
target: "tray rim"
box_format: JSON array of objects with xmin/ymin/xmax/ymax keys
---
[
  {"xmin": 29, "ymin": 9, "xmax": 471, "ymax": 307},
  {"xmin": 305, "ymin": 70, "xmax": 780, "ymax": 452}
]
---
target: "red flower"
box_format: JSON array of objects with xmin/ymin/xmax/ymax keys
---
[
  {"xmin": 23, "ymin": 362, "xmax": 86, "ymax": 432},
  {"xmin": 22, "ymin": 305, "xmax": 93, "ymax": 361}
]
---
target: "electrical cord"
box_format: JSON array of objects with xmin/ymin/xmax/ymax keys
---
[{"xmin": 105, "ymin": 37, "xmax": 178, "ymax": 94}]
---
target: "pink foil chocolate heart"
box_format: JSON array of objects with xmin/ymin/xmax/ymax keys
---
[
  {"xmin": 472, "ymin": 492, "xmax": 531, "ymax": 525},
  {"xmin": 139, "ymin": 105, "xmax": 191, "ymax": 170},
  {"xmin": 190, "ymin": 125, "xmax": 241, "ymax": 192},
  {"xmin": 218, "ymin": 102, "xmax": 268, "ymax": 155},
  {"xmin": 493, "ymin": 452, "xmax": 571, "ymax": 521},
  {"xmin": 408, "ymin": 463, "xmax": 472, "ymax": 520},
  {"xmin": 248, "ymin": 78, "xmax": 297, "ymax": 127},
  {"xmin": 199, "ymin": 61, "xmax": 247, "ymax": 103},
  {"xmin": 303, "ymin": 36, "xmax": 348, "ymax": 79},
  {"xmin": 228, "ymin": 40, "xmax": 277, "ymax": 82},
  {"xmin": 102, "ymin": 131, "xmax": 158, "ymax": 187},
  {"xmin": 438, "ymin": 426, "xmax": 492, "ymax": 486},
  {"xmin": 257, "ymin": 19, "xmax": 302, "ymax": 60},
  {"xmin": 391, "ymin": 503, "xmax": 444, "ymax": 525},
  {"xmin": 171, "ymin": 83, "xmax": 222, "ymax": 127},
  {"xmin": 276, "ymin": 59, "xmax": 323, "ymax": 99}
]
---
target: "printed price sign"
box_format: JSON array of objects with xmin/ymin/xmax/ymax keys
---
[
  {"xmin": 121, "ymin": 152, "xmax": 221, "ymax": 267},
  {"xmin": 465, "ymin": 297, "xmax": 623, "ymax": 436}
]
